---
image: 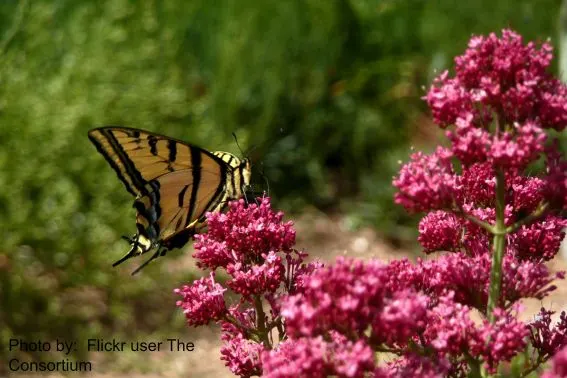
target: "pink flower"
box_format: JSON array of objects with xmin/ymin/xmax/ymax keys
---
[
  {"xmin": 290, "ymin": 259, "xmax": 324, "ymax": 293},
  {"xmin": 539, "ymin": 79, "xmax": 567, "ymax": 132},
  {"xmin": 501, "ymin": 257, "xmax": 564, "ymax": 305},
  {"xmin": 490, "ymin": 121, "xmax": 546, "ymax": 169},
  {"xmin": 469, "ymin": 307, "xmax": 529, "ymax": 373},
  {"xmin": 447, "ymin": 123, "xmax": 491, "ymax": 166},
  {"xmin": 542, "ymin": 345, "xmax": 567, "ymax": 378},
  {"xmin": 418, "ymin": 211, "xmax": 462, "ymax": 252},
  {"xmin": 174, "ymin": 273, "xmax": 227, "ymax": 326},
  {"xmin": 424, "ymin": 293, "xmax": 477, "ymax": 356},
  {"xmin": 459, "ymin": 205, "xmax": 516, "ymax": 256},
  {"xmin": 261, "ymin": 335, "xmax": 375, "ymax": 378},
  {"xmin": 379, "ymin": 354, "xmax": 451, "ymax": 378},
  {"xmin": 428, "ymin": 29, "xmax": 563, "ymax": 130},
  {"xmin": 220, "ymin": 323, "xmax": 264, "ymax": 377},
  {"xmin": 425, "ymin": 29, "xmax": 567, "ymax": 169},
  {"xmin": 420, "ymin": 253, "xmax": 490, "ymax": 310},
  {"xmin": 511, "ymin": 176, "xmax": 546, "ymax": 213},
  {"xmin": 174, "ymin": 31, "xmax": 567, "ymax": 378},
  {"xmin": 193, "ymin": 198, "xmax": 296, "ymax": 270},
  {"xmin": 226, "ymin": 251, "xmax": 285, "ymax": 297},
  {"xmin": 511, "ymin": 215, "xmax": 567, "ymax": 261},
  {"xmin": 460, "ymin": 209, "xmax": 493, "ymax": 256},
  {"xmin": 281, "ymin": 257, "xmax": 388, "ymax": 338},
  {"xmin": 425, "ymin": 72, "xmax": 474, "ymax": 127},
  {"xmin": 261, "ymin": 337, "xmax": 329, "ymax": 378},
  {"xmin": 372, "ymin": 290, "xmax": 429, "ymax": 346},
  {"xmin": 454, "ymin": 31, "xmax": 552, "ymax": 98},
  {"xmin": 529, "ymin": 308, "xmax": 567, "ymax": 360},
  {"xmin": 226, "ymin": 306, "xmax": 257, "ymax": 330},
  {"xmin": 329, "ymin": 332, "xmax": 376, "ymax": 377},
  {"xmin": 393, "ymin": 147, "xmax": 456, "ymax": 213},
  {"xmin": 456, "ymin": 162, "xmax": 496, "ymax": 207},
  {"xmin": 418, "ymin": 253, "xmax": 561, "ymax": 311}
]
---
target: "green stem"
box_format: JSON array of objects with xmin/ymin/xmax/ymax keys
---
[
  {"xmin": 456, "ymin": 207, "xmax": 495, "ymax": 233},
  {"xmin": 506, "ymin": 202, "xmax": 549, "ymax": 233},
  {"xmin": 519, "ymin": 355, "xmax": 544, "ymax": 378},
  {"xmin": 254, "ymin": 295, "xmax": 271, "ymax": 349},
  {"xmin": 466, "ymin": 354, "xmax": 482, "ymax": 378},
  {"xmin": 487, "ymin": 167, "xmax": 507, "ymax": 322}
]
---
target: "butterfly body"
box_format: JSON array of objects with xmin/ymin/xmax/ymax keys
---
[{"xmin": 88, "ymin": 126, "xmax": 251, "ymax": 274}]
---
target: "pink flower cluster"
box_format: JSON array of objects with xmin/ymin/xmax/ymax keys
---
[
  {"xmin": 176, "ymin": 194, "xmax": 563, "ymax": 376},
  {"xmin": 175, "ymin": 30, "xmax": 566, "ymax": 378},
  {"xmin": 529, "ymin": 308, "xmax": 567, "ymax": 361},
  {"xmin": 262, "ymin": 332, "xmax": 375, "ymax": 378},
  {"xmin": 221, "ymin": 322, "xmax": 264, "ymax": 377},
  {"xmin": 393, "ymin": 147, "xmax": 455, "ymax": 212},
  {"xmin": 174, "ymin": 273, "xmax": 226, "ymax": 326},
  {"xmin": 543, "ymin": 345, "xmax": 567, "ymax": 378},
  {"xmin": 262, "ymin": 255, "xmax": 558, "ymax": 376},
  {"xmin": 390, "ymin": 28, "xmax": 566, "ymax": 375},
  {"xmin": 426, "ymin": 30, "xmax": 564, "ymax": 133},
  {"xmin": 193, "ymin": 198, "xmax": 296, "ymax": 271},
  {"xmin": 394, "ymin": 29, "xmax": 566, "ymax": 264},
  {"xmin": 175, "ymin": 197, "xmax": 315, "ymax": 377}
]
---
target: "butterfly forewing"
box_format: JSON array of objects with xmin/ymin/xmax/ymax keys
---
[
  {"xmin": 88, "ymin": 126, "xmax": 251, "ymax": 274},
  {"xmin": 88, "ymin": 127, "xmax": 203, "ymax": 195}
]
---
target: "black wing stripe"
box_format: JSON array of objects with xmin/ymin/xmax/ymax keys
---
[
  {"xmin": 178, "ymin": 184, "xmax": 189, "ymax": 208},
  {"xmin": 148, "ymin": 135, "xmax": 158, "ymax": 156},
  {"xmin": 133, "ymin": 180, "xmax": 161, "ymax": 239},
  {"xmin": 230, "ymin": 170, "xmax": 237, "ymax": 197},
  {"xmin": 199, "ymin": 164, "xmax": 229, "ymax": 222},
  {"xmin": 161, "ymin": 207, "xmax": 185, "ymax": 235},
  {"xmin": 88, "ymin": 132, "xmax": 138, "ymax": 196},
  {"xmin": 168, "ymin": 140, "xmax": 177, "ymax": 162},
  {"xmin": 101, "ymin": 129, "xmax": 149, "ymax": 195},
  {"xmin": 185, "ymin": 146, "xmax": 202, "ymax": 227}
]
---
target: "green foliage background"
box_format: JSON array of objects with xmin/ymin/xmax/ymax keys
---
[{"xmin": 0, "ymin": 0, "xmax": 563, "ymax": 373}]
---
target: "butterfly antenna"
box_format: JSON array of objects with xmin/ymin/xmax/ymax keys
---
[{"xmin": 232, "ymin": 132, "xmax": 247, "ymax": 158}]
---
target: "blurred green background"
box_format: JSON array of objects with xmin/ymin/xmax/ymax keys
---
[{"xmin": 0, "ymin": 0, "xmax": 565, "ymax": 374}]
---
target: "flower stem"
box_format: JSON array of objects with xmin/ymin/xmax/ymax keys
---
[
  {"xmin": 487, "ymin": 167, "xmax": 507, "ymax": 322},
  {"xmin": 506, "ymin": 201, "xmax": 549, "ymax": 233},
  {"xmin": 454, "ymin": 202, "xmax": 495, "ymax": 232},
  {"xmin": 466, "ymin": 354, "xmax": 482, "ymax": 378},
  {"xmin": 254, "ymin": 295, "xmax": 271, "ymax": 349}
]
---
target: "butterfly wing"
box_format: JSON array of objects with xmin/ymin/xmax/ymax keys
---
[
  {"xmin": 88, "ymin": 126, "xmax": 237, "ymax": 273},
  {"xmin": 88, "ymin": 126, "xmax": 227, "ymax": 196}
]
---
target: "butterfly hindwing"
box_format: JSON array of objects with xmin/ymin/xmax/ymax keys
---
[
  {"xmin": 137, "ymin": 168, "xmax": 227, "ymax": 242},
  {"xmin": 88, "ymin": 126, "xmax": 251, "ymax": 274}
]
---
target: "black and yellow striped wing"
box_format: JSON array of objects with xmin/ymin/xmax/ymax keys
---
[{"xmin": 88, "ymin": 126, "xmax": 251, "ymax": 274}]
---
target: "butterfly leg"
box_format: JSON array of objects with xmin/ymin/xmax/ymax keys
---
[
  {"xmin": 113, "ymin": 233, "xmax": 151, "ymax": 267},
  {"xmin": 121, "ymin": 234, "xmax": 135, "ymax": 243},
  {"xmin": 131, "ymin": 246, "xmax": 166, "ymax": 275},
  {"xmin": 113, "ymin": 234, "xmax": 141, "ymax": 267}
]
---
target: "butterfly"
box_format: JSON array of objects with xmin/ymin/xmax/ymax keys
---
[{"xmin": 88, "ymin": 126, "xmax": 251, "ymax": 274}]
